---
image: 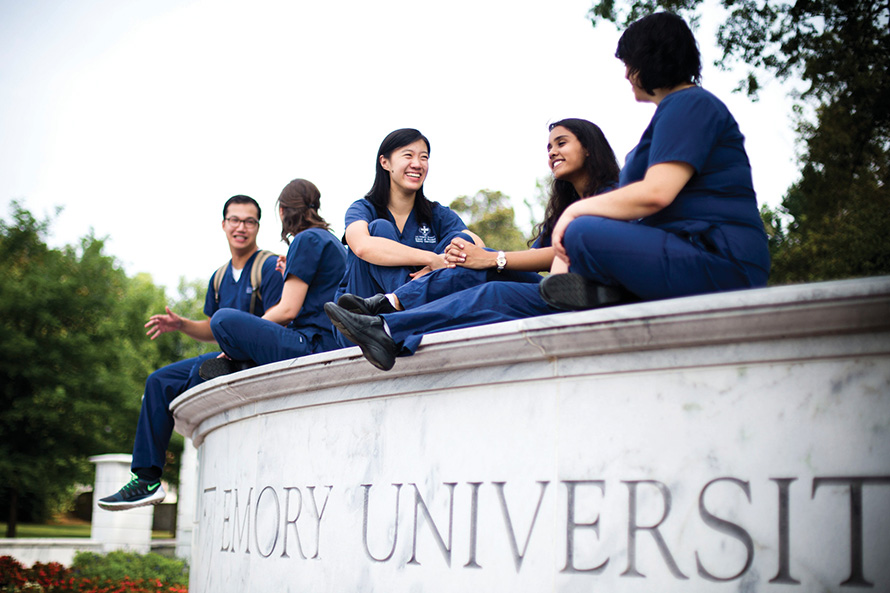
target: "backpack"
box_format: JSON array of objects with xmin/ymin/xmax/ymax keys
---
[{"xmin": 212, "ymin": 250, "xmax": 276, "ymax": 316}]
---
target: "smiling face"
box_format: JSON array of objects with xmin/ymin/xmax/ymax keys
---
[
  {"xmin": 222, "ymin": 202, "xmax": 260, "ymax": 255},
  {"xmin": 547, "ymin": 126, "xmax": 589, "ymax": 184},
  {"xmin": 379, "ymin": 138, "xmax": 429, "ymax": 199}
]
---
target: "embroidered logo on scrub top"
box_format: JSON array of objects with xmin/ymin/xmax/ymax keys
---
[{"xmin": 416, "ymin": 223, "xmax": 437, "ymax": 244}]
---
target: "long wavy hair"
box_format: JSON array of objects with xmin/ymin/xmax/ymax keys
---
[
  {"xmin": 364, "ymin": 128, "xmax": 434, "ymax": 226},
  {"xmin": 530, "ymin": 118, "xmax": 620, "ymax": 246},
  {"xmin": 277, "ymin": 179, "xmax": 331, "ymax": 245}
]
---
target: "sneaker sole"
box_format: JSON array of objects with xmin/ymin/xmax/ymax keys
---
[
  {"xmin": 540, "ymin": 274, "xmax": 626, "ymax": 311},
  {"xmin": 97, "ymin": 490, "xmax": 166, "ymax": 511}
]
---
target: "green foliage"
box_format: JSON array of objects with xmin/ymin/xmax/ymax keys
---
[
  {"xmin": 450, "ymin": 190, "xmax": 530, "ymax": 252},
  {"xmin": 588, "ymin": 0, "xmax": 890, "ymax": 283},
  {"xmin": 70, "ymin": 551, "xmax": 188, "ymax": 588},
  {"xmin": 0, "ymin": 203, "xmax": 179, "ymax": 533}
]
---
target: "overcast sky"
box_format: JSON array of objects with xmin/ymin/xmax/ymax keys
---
[{"xmin": 1, "ymin": 0, "xmax": 799, "ymax": 296}]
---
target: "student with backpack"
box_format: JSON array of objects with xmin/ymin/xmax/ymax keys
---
[
  {"xmin": 98, "ymin": 195, "xmax": 283, "ymax": 510},
  {"xmin": 199, "ymin": 178, "xmax": 347, "ymax": 377}
]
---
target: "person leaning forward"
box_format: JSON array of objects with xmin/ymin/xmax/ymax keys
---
[{"xmin": 97, "ymin": 195, "xmax": 284, "ymax": 511}]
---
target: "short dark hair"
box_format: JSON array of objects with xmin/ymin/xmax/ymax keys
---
[
  {"xmin": 365, "ymin": 128, "xmax": 434, "ymax": 226},
  {"xmin": 223, "ymin": 195, "xmax": 262, "ymax": 220},
  {"xmin": 616, "ymin": 12, "xmax": 701, "ymax": 95}
]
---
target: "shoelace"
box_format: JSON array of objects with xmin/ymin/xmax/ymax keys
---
[{"xmin": 120, "ymin": 473, "xmax": 143, "ymax": 493}]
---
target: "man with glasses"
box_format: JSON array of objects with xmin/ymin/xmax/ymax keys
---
[{"xmin": 98, "ymin": 195, "xmax": 284, "ymax": 510}]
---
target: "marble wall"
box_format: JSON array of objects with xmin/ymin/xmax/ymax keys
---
[{"xmin": 172, "ymin": 277, "xmax": 890, "ymax": 592}]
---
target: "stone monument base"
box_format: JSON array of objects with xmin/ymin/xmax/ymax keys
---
[{"xmin": 172, "ymin": 277, "xmax": 890, "ymax": 592}]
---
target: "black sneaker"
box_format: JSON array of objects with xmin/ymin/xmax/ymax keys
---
[{"xmin": 97, "ymin": 473, "xmax": 166, "ymax": 511}]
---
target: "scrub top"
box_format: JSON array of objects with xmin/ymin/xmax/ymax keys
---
[
  {"xmin": 204, "ymin": 249, "xmax": 284, "ymax": 317},
  {"xmin": 283, "ymin": 227, "xmax": 347, "ymax": 336}
]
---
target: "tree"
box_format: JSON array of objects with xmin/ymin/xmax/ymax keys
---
[
  {"xmin": 450, "ymin": 190, "xmax": 531, "ymax": 252},
  {"xmin": 0, "ymin": 203, "xmax": 166, "ymax": 535},
  {"xmin": 588, "ymin": 0, "xmax": 890, "ymax": 283}
]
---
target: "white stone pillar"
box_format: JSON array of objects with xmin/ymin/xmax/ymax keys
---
[
  {"xmin": 89, "ymin": 454, "xmax": 153, "ymax": 553},
  {"xmin": 175, "ymin": 438, "xmax": 198, "ymax": 559}
]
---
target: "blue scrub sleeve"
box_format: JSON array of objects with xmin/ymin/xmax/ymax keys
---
[
  {"xmin": 344, "ymin": 199, "xmax": 377, "ymax": 228},
  {"xmin": 649, "ymin": 92, "xmax": 724, "ymax": 172},
  {"xmin": 284, "ymin": 231, "xmax": 325, "ymax": 284}
]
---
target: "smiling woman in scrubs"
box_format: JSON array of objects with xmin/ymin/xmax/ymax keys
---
[{"xmin": 332, "ymin": 128, "xmax": 477, "ymax": 346}]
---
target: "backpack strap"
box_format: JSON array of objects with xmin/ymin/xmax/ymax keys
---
[
  {"xmin": 212, "ymin": 261, "xmax": 229, "ymax": 305},
  {"xmin": 249, "ymin": 250, "xmax": 276, "ymax": 316}
]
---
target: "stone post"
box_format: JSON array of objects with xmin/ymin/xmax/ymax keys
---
[{"xmin": 89, "ymin": 454, "xmax": 153, "ymax": 553}]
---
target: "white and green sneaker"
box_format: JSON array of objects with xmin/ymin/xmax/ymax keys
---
[{"xmin": 98, "ymin": 473, "xmax": 165, "ymax": 511}]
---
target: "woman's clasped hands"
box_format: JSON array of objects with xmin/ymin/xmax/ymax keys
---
[{"xmin": 444, "ymin": 238, "xmax": 497, "ymax": 270}]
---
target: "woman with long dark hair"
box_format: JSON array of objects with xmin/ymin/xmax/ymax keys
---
[
  {"xmin": 540, "ymin": 12, "xmax": 770, "ymax": 309},
  {"xmin": 332, "ymin": 128, "xmax": 478, "ymax": 343},
  {"xmin": 336, "ymin": 118, "xmax": 620, "ymax": 316},
  {"xmin": 200, "ymin": 178, "xmax": 347, "ymax": 379}
]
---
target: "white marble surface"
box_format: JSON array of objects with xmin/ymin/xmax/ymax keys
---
[{"xmin": 173, "ymin": 277, "xmax": 890, "ymax": 592}]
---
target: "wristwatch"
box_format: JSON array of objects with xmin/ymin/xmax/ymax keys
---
[{"xmin": 496, "ymin": 251, "xmax": 507, "ymax": 272}]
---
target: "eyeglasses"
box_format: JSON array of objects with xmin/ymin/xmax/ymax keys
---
[{"xmin": 225, "ymin": 216, "xmax": 259, "ymax": 229}]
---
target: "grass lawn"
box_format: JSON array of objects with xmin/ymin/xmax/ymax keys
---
[
  {"xmin": 0, "ymin": 523, "xmax": 174, "ymax": 539},
  {"xmin": 0, "ymin": 522, "xmax": 90, "ymax": 538}
]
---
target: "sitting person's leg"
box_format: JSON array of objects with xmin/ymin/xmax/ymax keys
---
[
  {"xmin": 561, "ymin": 216, "xmax": 755, "ymax": 300},
  {"xmin": 326, "ymin": 282, "xmax": 557, "ymax": 370},
  {"xmin": 98, "ymin": 352, "xmax": 218, "ymax": 510},
  {"xmin": 209, "ymin": 309, "xmax": 321, "ymax": 365},
  {"xmin": 393, "ymin": 260, "xmax": 542, "ymax": 310},
  {"xmin": 343, "ymin": 219, "xmax": 418, "ymax": 298}
]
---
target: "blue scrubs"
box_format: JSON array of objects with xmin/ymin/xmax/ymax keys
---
[
  {"xmin": 382, "ymin": 282, "xmax": 558, "ymax": 355},
  {"xmin": 131, "ymin": 250, "xmax": 283, "ymax": 478},
  {"xmin": 391, "ymin": 233, "xmax": 551, "ymax": 310},
  {"xmin": 390, "ymin": 183, "xmax": 619, "ymax": 310},
  {"xmin": 210, "ymin": 228, "xmax": 347, "ymax": 363},
  {"xmin": 566, "ymin": 87, "xmax": 770, "ymax": 300},
  {"xmin": 333, "ymin": 198, "xmax": 471, "ymax": 346}
]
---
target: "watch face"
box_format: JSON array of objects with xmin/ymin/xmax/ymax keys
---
[{"xmin": 496, "ymin": 252, "xmax": 507, "ymax": 268}]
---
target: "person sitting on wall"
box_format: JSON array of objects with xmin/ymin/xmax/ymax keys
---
[
  {"xmin": 331, "ymin": 128, "xmax": 482, "ymax": 346},
  {"xmin": 336, "ymin": 118, "xmax": 620, "ymax": 317},
  {"xmin": 198, "ymin": 179, "xmax": 347, "ymax": 380},
  {"xmin": 324, "ymin": 13, "xmax": 770, "ymax": 372},
  {"xmin": 540, "ymin": 11, "xmax": 770, "ymax": 308},
  {"xmin": 98, "ymin": 195, "xmax": 283, "ymax": 510}
]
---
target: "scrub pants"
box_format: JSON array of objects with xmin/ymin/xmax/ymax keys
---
[
  {"xmin": 563, "ymin": 216, "xmax": 768, "ymax": 300},
  {"xmin": 334, "ymin": 220, "xmax": 475, "ymax": 347},
  {"xmin": 382, "ymin": 282, "xmax": 558, "ymax": 355},
  {"xmin": 394, "ymin": 263, "xmax": 543, "ymax": 310},
  {"xmin": 131, "ymin": 351, "xmax": 220, "ymax": 478},
  {"xmin": 210, "ymin": 309, "xmax": 336, "ymax": 364}
]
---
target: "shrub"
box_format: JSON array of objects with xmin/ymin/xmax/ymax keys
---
[
  {"xmin": 70, "ymin": 552, "xmax": 187, "ymax": 588},
  {"xmin": 0, "ymin": 553, "xmax": 188, "ymax": 592}
]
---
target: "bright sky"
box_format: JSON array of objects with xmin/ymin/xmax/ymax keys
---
[{"xmin": 1, "ymin": 0, "xmax": 798, "ymax": 295}]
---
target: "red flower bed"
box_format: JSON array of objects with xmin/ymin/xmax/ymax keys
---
[{"xmin": 0, "ymin": 556, "xmax": 187, "ymax": 593}]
